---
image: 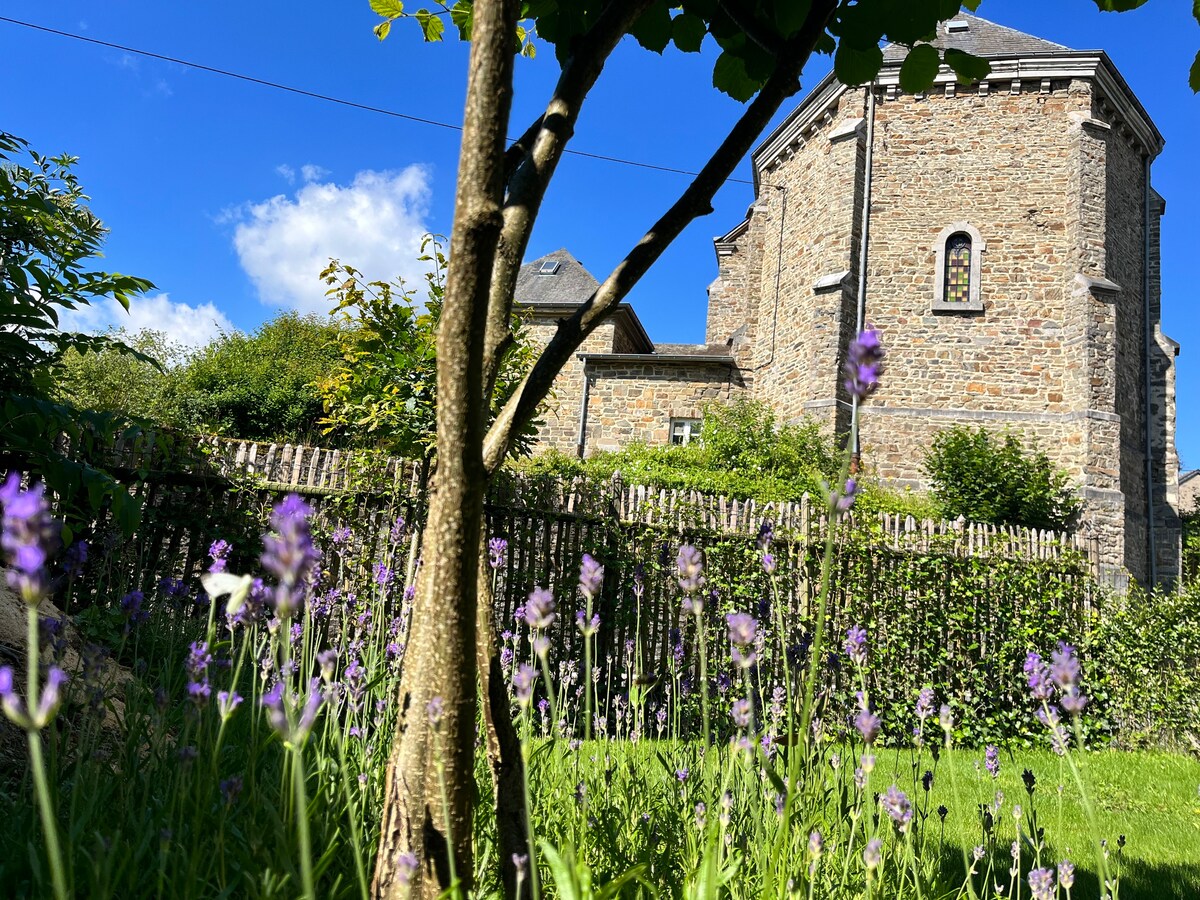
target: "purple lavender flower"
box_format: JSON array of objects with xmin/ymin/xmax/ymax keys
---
[
  {"xmin": 757, "ymin": 519, "xmax": 774, "ymax": 550},
  {"xmin": 675, "ymin": 768, "xmax": 689, "ymax": 783},
  {"xmin": 731, "ymin": 698, "xmax": 752, "ymax": 729},
  {"xmin": 915, "ymin": 686, "xmax": 935, "ymax": 721},
  {"xmin": 836, "ymin": 478, "xmax": 859, "ymax": 513},
  {"xmin": 726, "ymin": 612, "xmax": 758, "ymax": 669},
  {"xmin": 1028, "ymin": 867, "xmax": 1056, "ymax": 900},
  {"xmin": 762, "ymin": 551, "xmax": 776, "ymax": 574},
  {"xmin": 677, "ymin": 545, "xmax": 705, "ymax": 595},
  {"xmin": 808, "ymin": 830, "xmax": 823, "ymax": 858},
  {"xmin": 395, "ymin": 851, "xmax": 418, "ymax": 885},
  {"xmin": 939, "ymin": 704, "xmax": 954, "ymax": 733},
  {"xmin": 187, "ymin": 641, "xmax": 213, "ymax": 679},
  {"xmin": 882, "ymin": 784, "xmax": 913, "ymax": 831},
  {"xmin": 62, "ymin": 540, "xmax": 88, "ymax": 578},
  {"xmin": 863, "ymin": 837, "xmax": 883, "ymax": 870},
  {"xmin": 120, "ymin": 591, "xmax": 150, "ymax": 632},
  {"xmin": 844, "ymin": 329, "xmax": 885, "ymax": 401},
  {"xmin": 0, "ymin": 474, "xmax": 59, "ymax": 603},
  {"xmin": 844, "ymin": 625, "xmax": 868, "ymax": 667},
  {"xmin": 1057, "ymin": 860, "xmax": 1075, "ymax": 890},
  {"xmin": 187, "ymin": 680, "xmax": 212, "ymax": 707},
  {"xmin": 260, "ymin": 494, "xmax": 319, "ymax": 619},
  {"xmin": 373, "ymin": 564, "xmax": 394, "ymax": 588},
  {"xmin": 512, "ymin": 664, "xmax": 537, "ymax": 707},
  {"xmin": 1025, "ymin": 651, "xmax": 1055, "ymax": 701},
  {"xmin": 499, "ymin": 646, "xmax": 513, "ymax": 669},
  {"xmin": 575, "ymin": 610, "xmax": 600, "ymax": 637},
  {"xmin": 985, "ymin": 745, "xmax": 1000, "ymax": 778},
  {"xmin": 220, "ymin": 775, "xmax": 244, "ymax": 804},
  {"xmin": 217, "ymin": 690, "xmax": 243, "ymax": 720},
  {"xmin": 578, "ymin": 553, "xmax": 604, "ymax": 600},
  {"xmin": 208, "ymin": 539, "xmax": 231, "ymax": 573},
  {"xmin": 525, "ymin": 587, "xmax": 556, "ymax": 630},
  {"xmin": 854, "ymin": 706, "xmax": 881, "ymax": 745},
  {"xmin": 488, "ymin": 537, "xmax": 508, "ymax": 570},
  {"xmin": 390, "ymin": 516, "xmax": 407, "ymax": 542}
]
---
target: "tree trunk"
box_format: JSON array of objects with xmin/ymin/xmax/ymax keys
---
[
  {"xmin": 474, "ymin": 533, "xmax": 530, "ymax": 898},
  {"xmin": 371, "ymin": 1, "xmax": 518, "ymax": 896}
]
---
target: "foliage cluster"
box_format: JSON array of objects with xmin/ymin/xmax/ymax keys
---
[
  {"xmin": 514, "ymin": 400, "xmax": 939, "ymax": 520},
  {"xmin": 317, "ymin": 237, "xmax": 541, "ymax": 459},
  {"xmin": 50, "ymin": 313, "xmax": 344, "ymax": 445},
  {"xmin": 924, "ymin": 426, "xmax": 1082, "ymax": 532}
]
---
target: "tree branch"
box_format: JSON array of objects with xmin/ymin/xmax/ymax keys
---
[
  {"xmin": 482, "ymin": 0, "xmax": 656, "ymax": 401},
  {"xmin": 717, "ymin": 0, "xmax": 784, "ymax": 55},
  {"xmin": 482, "ymin": 0, "xmax": 838, "ymax": 473}
]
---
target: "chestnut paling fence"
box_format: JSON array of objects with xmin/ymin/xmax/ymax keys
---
[{"xmin": 7, "ymin": 431, "xmax": 1102, "ymax": 740}]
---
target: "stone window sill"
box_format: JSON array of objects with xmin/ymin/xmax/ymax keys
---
[{"xmin": 931, "ymin": 300, "xmax": 984, "ymax": 313}]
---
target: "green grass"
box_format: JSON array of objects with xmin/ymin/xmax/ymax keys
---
[{"xmin": 515, "ymin": 741, "xmax": 1200, "ymax": 899}]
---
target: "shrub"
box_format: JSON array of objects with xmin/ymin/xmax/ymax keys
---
[
  {"xmin": 923, "ymin": 425, "xmax": 1081, "ymax": 531},
  {"xmin": 515, "ymin": 400, "xmax": 938, "ymax": 519}
]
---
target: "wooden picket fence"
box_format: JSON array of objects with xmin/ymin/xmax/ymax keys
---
[{"xmin": 192, "ymin": 435, "xmax": 1101, "ymax": 574}]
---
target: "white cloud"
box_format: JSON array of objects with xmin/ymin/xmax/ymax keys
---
[
  {"xmin": 60, "ymin": 293, "xmax": 234, "ymax": 348},
  {"xmin": 300, "ymin": 164, "xmax": 329, "ymax": 183},
  {"xmin": 230, "ymin": 166, "xmax": 433, "ymax": 313},
  {"xmin": 276, "ymin": 164, "xmax": 296, "ymax": 184}
]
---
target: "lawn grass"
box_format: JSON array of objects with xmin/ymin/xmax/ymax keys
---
[
  {"xmin": 522, "ymin": 741, "xmax": 1200, "ymax": 899},
  {"xmin": 897, "ymin": 747, "xmax": 1200, "ymax": 899}
]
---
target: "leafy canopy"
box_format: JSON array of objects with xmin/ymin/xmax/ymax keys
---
[
  {"xmin": 923, "ymin": 425, "xmax": 1081, "ymax": 531},
  {"xmin": 318, "ymin": 236, "xmax": 541, "ymax": 458},
  {"xmin": 0, "ymin": 132, "xmax": 155, "ymax": 394},
  {"xmin": 372, "ymin": 0, "xmax": 1195, "ymax": 99}
]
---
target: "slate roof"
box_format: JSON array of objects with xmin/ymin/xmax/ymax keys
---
[
  {"xmin": 882, "ymin": 12, "xmax": 1069, "ymax": 63},
  {"xmin": 514, "ymin": 249, "xmax": 599, "ymax": 306}
]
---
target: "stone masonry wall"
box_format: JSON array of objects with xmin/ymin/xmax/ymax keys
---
[
  {"xmin": 580, "ymin": 361, "xmax": 745, "ymax": 454},
  {"xmin": 855, "ymin": 80, "xmax": 1093, "ymax": 489},
  {"xmin": 526, "ymin": 318, "xmax": 619, "ymax": 454},
  {"xmin": 748, "ymin": 91, "xmax": 866, "ymax": 434}
]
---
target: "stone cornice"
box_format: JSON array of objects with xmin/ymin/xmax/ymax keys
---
[
  {"xmin": 750, "ymin": 50, "xmax": 1163, "ymax": 191},
  {"xmin": 713, "ymin": 217, "xmax": 750, "ymax": 255}
]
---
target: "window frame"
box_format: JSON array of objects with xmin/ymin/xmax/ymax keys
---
[
  {"xmin": 669, "ymin": 417, "xmax": 701, "ymax": 446},
  {"xmin": 932, "ymin": 221, "xmax": 986, "ymax": 312}
]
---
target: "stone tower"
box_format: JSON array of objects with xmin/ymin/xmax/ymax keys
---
[
  {"xmin": 517, "ymin": 14, "xmax": 1180, "ymax": 586},
  {"xmin": 707, "ymin": 13, "xmax": 1179, "ymax": 584}
]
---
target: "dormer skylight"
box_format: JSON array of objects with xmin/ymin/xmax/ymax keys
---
[
  {"xmin": 538, "ymin": 260, "xmax": 562, "ymax": 275},
  {"xmin": 946, "ymin": 19, "xmax": 969, "ymax": 33}
]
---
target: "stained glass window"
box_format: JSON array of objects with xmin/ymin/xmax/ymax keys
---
[{"xmin": 943, "ymin": 233, "xmax": 972, "ymax": 304}]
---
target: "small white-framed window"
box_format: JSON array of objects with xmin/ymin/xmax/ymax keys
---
[
  {"xmin": 932, "ymin": 221, "xmax": 986, "ymax": 312},
  {"xmin": 670, "ymin": 418, "xmax": 701, "ymax": 446}
]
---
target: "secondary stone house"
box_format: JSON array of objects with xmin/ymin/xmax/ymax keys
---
[{"xmin": 516, "ymin": 13, "xmax": 1180, "ymax": 585}]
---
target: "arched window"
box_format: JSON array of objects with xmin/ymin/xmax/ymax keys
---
[
  {"xmin": 933, "ymin": 222, "xmax": 985, "ymax": 311},
  {"xmin": 943, "ymin": 232, "xmax": 972, "ymax": 304}
]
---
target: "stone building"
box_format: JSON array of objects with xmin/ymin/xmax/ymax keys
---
[{"xmin": 517, "ymin": 13, "xmax": 1180, "ymax": 585}]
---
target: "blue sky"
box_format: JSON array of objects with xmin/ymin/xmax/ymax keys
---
[{"xmin": 1, "ymin": 1, "xmax": 1197, "ymax": 464}]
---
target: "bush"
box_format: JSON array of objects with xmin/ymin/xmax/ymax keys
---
[
  {"xmin": 515, "ymin": 400, "xmax": 938, "ymax": 519},
  {"xmin": 923, "ymin": 425, "xmax": 1080, "ymax": 531}
]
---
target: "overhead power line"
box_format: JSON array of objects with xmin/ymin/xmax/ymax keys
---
[{"xmin": 0, "ymin": 15, "xmax": 755, "ymax": 186}]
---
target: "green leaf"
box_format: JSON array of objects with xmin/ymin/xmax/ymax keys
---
[
  {"xmin": 373, "ymin": 19, "xmax": 391, "ymax": 41},
  {"xmin": 712, "ymin": 50, "xmax": 760, "ymax": 102},
  {"xmin": 1191, "ymin": 49, "xmax": 1200, "ymax": 93},
  {"xmin": 899, "ymin": 43, "xmax": 940, "ymax": 93},
  {"xmin": 369, "ymin": 0, "xmax": 404, "ymax": 16},
  {"xmin": 773, "ymin": 0, "xmax": 812, "ymax": 38},
  {"xmin": 450, "ymin": 1, "xmax": 473, "ymax": 39},
  {"xmin": 414, "ymin": 8, "xmax": 445, "ymax": 42},
  {"xmin": 630, "ymin": 1, "xmax": 673, "ymax": 53},
  {"xmin": 672, "ymin": 12, "xmax": 706, "ymax": 53},
  {"xmin": 1091, "ymin": 0, "xmax": 1150, "ymax": 8},
  {"xmin": 833, "ymin": 42, "xmax": 883, "ymax": 87},
  {"xmin": 944, "ymin": 48, "xmax": 990, "ymax": 84}
]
